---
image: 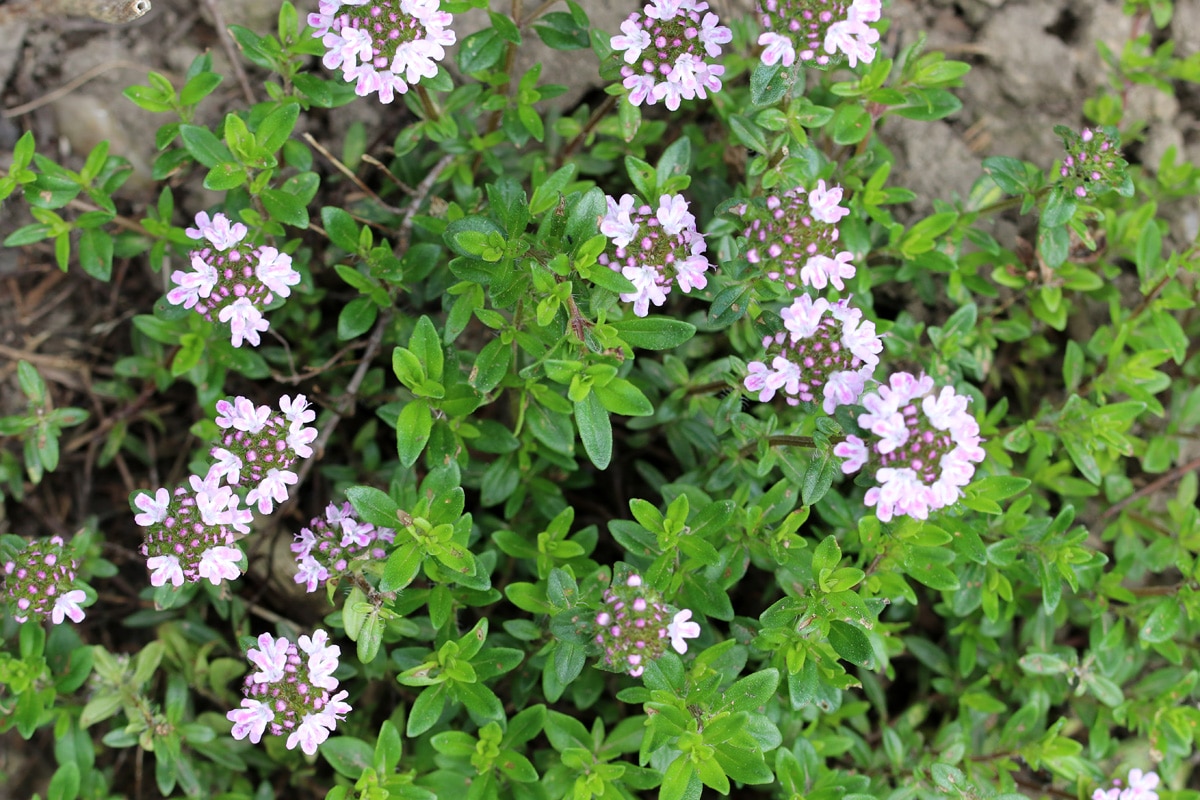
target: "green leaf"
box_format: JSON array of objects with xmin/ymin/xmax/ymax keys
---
[
  {"xmin": 750, "ymin": 61, "xmax": 789, "ymax": 106},
  {"xmin": 179, "ymin": 124, "xmax": 232, "ymax": 168},
  {"xmin": 725, "ymin": 669, "xmax": 780, "ymax": 714},
  {"xmin": 410, "ymin": 316, "xmax": 445, "ymax": 384},
  {"xmin": 592, "ymin": 378, "xmax": 653, "ymax": 417},
  {"xmin": 574, "ymin": 392, "xmax": 611, "ymax": 469},
  {"xmin": 1041, "ymin": 186, "xmax": 1077, "ymax": 228},
  {"xmin": 322, "ymin": 206, "xmax": 360, "ymax": 252},
  {"xmin": 78, "ymin": 229, "xmax": 114, "ymax": 281},
  {"xmin": 381, "ymin": 544, "xmax": 423, "ymax": 592},
  {"xmin": 981, "ymin": 156, "xmax": 1029, "ymax": 195},
  {"xmin": 48, "ymin": 762, "xmax": 81, "ymax": 800},
  {"xmin": 609, "ymin": 317, "xmax": 695, "ymax": 349},
  {"xmin": 256, "ymin": 102, "xmax": 300, "ymax": 153},
  {"xmin": 656, "ymin": 136, "xmax": 692, "ymax": 189},
  {"xmin": 396, "ymin": 399, "xmax": 433, "ymax": 468},
  {"xmin": 458, "ymin": 28, "xmax": 506, "ymax": 73},
  {"xmin": 533, "ymin": 12, "xmax": 589, "ymax": 50},
  {"xmin": 830, "ymin": 104, "xmax": 871, "ymax": 145},
  {"xmin": 828, "ymin": 620, "xmax": 874, "ymax": 668},
  {"xmin": 321, "ymin": 736, "xmax": 373, "ymax": 779},
  {"xmin": 338, "ymin": 297, "xmax": 377, "ymax": 340},
  {"xmin": 730, "ymin": 114, "xmax": 770, "ymax": 153},
  {"xmin": 261, "ymin": 187, "xmax": 309, "ymax": 228},
  {"xmin": 406, "ymin": 686, "xmax": 446, "ymax": 737},
  {"xmin": 346, "ymin": 486, "xmax": 403, "ymax": 529}
]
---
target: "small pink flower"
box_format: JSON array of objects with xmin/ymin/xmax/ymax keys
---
[
  {"xmin": 758, "ymin": 32, "xmax": 795, "ymax": 67},
  {"xmin": 611, "ymin": 17, "xmax": 651, "ymax": 63},
  {"xmin": 134, "ymin": 487, "xmax": 171, "ymax": 527},
  {"xmin": 197, "ymin": 546, "xmax": 243, "ymax": 585},
  {"xmin": 247, "ymin": 468, "xmax": 298, "ymax": 514},
  {"xmin": 147, "ymin": 555, "xmax": 185, "ymax": 587},
  {"xmin": 800, "ymin": 251, "xmax": 857, "ymax": 291},
  {"xmin": 808, "ymin": 180, "xmax": 851, "ymax": 224},
  {"xmin": 255, "ymin": 247, "xmax": 300, "ymax": 298},
  {"xmin": 834, "ymin": 435, "xmax": 869, "ymax": 473},
  {"xmin": 228, "ymin": 699, "xmax": 274, "ymax": 744},
  {"xmin": 287, "ymin": 713, "xmax": 333, "ymax": 755},
  {"xmin": 248, "ymin": 633, "xmax": 289, "ymax": 683},
  {"xmin": 51, "ymin": 589, "xmax": 87, "ymax": 624},
  {"xmin": 667, "ymin": 609, "xmax": 701, "ymax": 654},
  {"xmin": 656, "ymin": 194, "xmax": 695, "ymax": 236},
  {"xmin": 186, "ymin": 212, "xmax": 248, "ymax": 250},
  {"xmin": 621, "ymin": 266, "xmax": 669, "ymax": 317},
  {"xmin": 219, "ymin": 298, "xmax": 269, "ymax": 348}
]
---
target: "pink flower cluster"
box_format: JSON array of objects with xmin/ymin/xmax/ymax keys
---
[
  {"xmin": 2, "ymin": 536, "xmax": 88, "ymax": 625},
  {"xmin": 598, "ymin": 193, "xmax": 711, "ymax": 317},
  {"xmin": 595, "ymin": 572, "xmax": 700, "ymax": 677},
  {"xmin": 135, "ymin": 475, "xmax": 252, "ymax": 587},
  {"xmin": 227, "ymin": 630, "xmax": 351, "ymax": 755},
  {"xmin": 737, "ymin": 180, "xmax": 856, "ymax": 293},
  {"xmin": 1093, "ymin": 769, "xmax": 1160, "ymax": 800},
  {"xmin": 744, "ymin": 295, "xmax": 882, "ymax": 412},
  {"xmin": 1057, "ymin": 126, "xmax": 1127, "ymax": 199},
  {"xmin": 211, "ymin": 395, "xmax": 318, "ymax": 515},
  {"xmin": 133, "ymin": 395, "xmax": 317, "ymax": 588},
  {"xmin": 757, "ymin": 0, "xmax": 882, "ymax": 69},
  {"xmin": 308, "ymin": 0, "xmax": 455, "ymax": 103},
  {"xmin": 167, "ymin": 212, "xmax": 301, "ymax": 348},
  {"xmin": 292, "ymin": 502, "xmax": 395, "ymax": 592},
  {"xmin": 832, "ymin": 373, "xmax": 985, "ymax": 522},
  {"xmin": 611, "ymin": 0, "xmax": 732, "ymax": 110}
]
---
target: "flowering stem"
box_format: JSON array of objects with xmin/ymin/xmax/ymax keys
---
[
  {"xmin": 970, "ymin": 184, "xmax": 1053, "ymax": 218},
  {"xmin": 415, "ymin": 84, "xmax": 441, "ymax": 123},
  {"xmin": 519, "ymin": 0, "xmax": 560, "ymax": 28},
  {"xmin": 738, "ymin": 434, "xmax": 821, "ymax": 458},
  {"xmin": 559, "ymin": 95, "xmax": 618, "ymax": 166}
]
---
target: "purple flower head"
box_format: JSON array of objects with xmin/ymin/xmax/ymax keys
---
[
  {"xmin": 594, "ymin": 568, "xmax": 701, "ymax": 677},
  {"xmin": 613, "ymin": 3, "xmax": 731, "ymax": 110},
  {"xmin": 757, "ymin": 0, "xmax": 882, "ymax": 68},
  {"xmin": 598, "ymin": 193, "xmax": 711, "ymax": 317},
  {"xmin": 1055, "ymin": 125, "xmax": 1128, "ymax": 200},
  {"xmin": 291, "ymin": 502, "xmax": 396, "ymax": 592},
  {"xmin": 136, "ymin": 476, "xmax": 249, "ymax": 587},
  {"xmin": 167, "ymin": 212, "xmax": 300, "ymax": 348},
  {"xmin": 737, "ymin": 183, "xmax": 855, "ymax": 293},
  {"xmin": 309, "ymin": 0, "xmax": 455, "ymax": 103},
  {"xmin": 832, "ymin": 373, "xmax": 986, "ymax": 522},
  {"xmin": 205, "ymin": 395, "xmax": 318, "ymax": 515},
  {"xmin": 2, "ymin": 536, "xmax": 88, "ymax": 625},
  {"xmin": 744, "ymin": 295, "xmax": 881, "ymax": 412},
  {"xmin": 228, "ymin": 629, "xmax": 350, "ymax": 755}
]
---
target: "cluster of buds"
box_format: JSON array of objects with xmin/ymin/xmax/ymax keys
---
[
  {"xmin": 291, "ymin": 502, "xmax": 395, "ymax": 592},
  {"xmin": 757, "ymin": 0, "xmax": 882, "ymax": 69},
  {"xmin": 594, "ymin": 573, "xmax": 701, "ymax": 677},
  {"xmin": 736, "ymin": 180, "xmax": 855, "ymax": 293},
  {"xmin": 133, "ymin": 395, "xmax": 317, "ymax": 587},
  {"xmin": 308, "ymin": 0, "xmax": 455, "ymax": 103},
  {"xmin": 744, "ymin": 295, "xmax": 882, "ymax": 412},
  {"xmin": 1055, "ymin": 125, "xmax": 1129, "ymax": 199},
  {"xmin": 2, "ymin": 536, "xmax": 88, "ymax": 625},
  {"xmin": 167, "ymin": 212, "xmax": 301, "ymax": 348},
  {"xmin": 598, "ymin": 193, "xmax": 711, "ymax": 317},
  {"xmin": 833, "ymin": 373, "xmax": 985, "ymax": 522},
  {"xmin": 611, "ymin": 0, "xmax": 732, "ymax": 110},
  {"xmin": 1092, "ymin": 769, "xmax": 1160, "ymax": 800},
  {"xmin": 227, "ymin": 630, "xmax": 351, "ymax": 755}
]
